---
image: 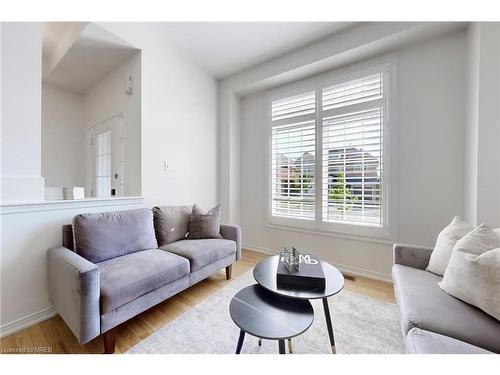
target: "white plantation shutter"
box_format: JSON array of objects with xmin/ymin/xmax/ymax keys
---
[
  {"xmin": 321, "ymin": 73, "xmax": 384, "ymax": 226},
  {"xmin": 271, "ymin": 91, "xmax": 316, "ymax": 220},
  {"xmin": 322, "ymin": 73, "xmax": 383, "ymax": 111},
  {"xmin": 269, "ymin": 68, "xmax": 387, "ymax": 231},
  {"xmin": 272, "ymin": 91, "xmax": 315, "ymax": 121}
]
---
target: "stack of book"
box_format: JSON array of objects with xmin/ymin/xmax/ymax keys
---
[
  {"xmin": 63, "ymin": 187, "xmax": 85, "ymax": 200},
  {"xmin": 277, "ymin": 252, "xmax": 326, "ymax": 290}
]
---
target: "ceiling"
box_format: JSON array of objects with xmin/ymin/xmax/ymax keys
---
[
  {"xmin": 43, "ymin": 23, "xmax": 139, "ymax": 93},
  {"xmin": 148, "ymin": 22, "xmax": 358, "ymax": 78}
]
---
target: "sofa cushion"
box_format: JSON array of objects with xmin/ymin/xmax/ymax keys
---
[
  {"xmin": 97, "ymin": 249, "xmax": 189, "ymax": 313},
  {"xmin": 73, "ymin": 208, "xmax": 158, "ymax": 263},
  {"xmin": 153, "ymin": 206, "xmax": 192, "ymax": 246},
  {"xmin": 426, "ymin": 216, "xmax": 472, "ymax": 276},
  {"xmin": 494, "ymin": 228, "xmax": 500, "ymax": 241},
  {"xmin": 392, "ymin": 264, "xmax": 500, "ymax": 353},
  {"xmin": 160, "ymin": 239, "xmax": 236, "ymax": 272},
  {"xmin": 440, "ymin": 224, "xmax": 500, "ymax": 320},
  {"xmin": 405, "ymin": 328, "xmax": 492, "ymax": 354},
  {"xmin": 187, "ymin": 204, "xmax": 222, "ymax": 239}
]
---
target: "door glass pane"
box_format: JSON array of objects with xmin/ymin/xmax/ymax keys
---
[
  {"xmin": 95, "ymin": 130, "xmax": 112, "ymax": 197},
  {"xmin": 102, "ymin": 154, "xmax": 111, "ymax": 176}
]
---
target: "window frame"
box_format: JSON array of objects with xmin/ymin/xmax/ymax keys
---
[{"xmin": 265, "ymin": 57, "xmax": 394, "ymax": 240}]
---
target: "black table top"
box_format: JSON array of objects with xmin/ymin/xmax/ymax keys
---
[
  {"xmin": 229, "ymin": 284, "xmax": 314, "ymax": 340},
  {"xmin": 253, "ymin": 255, "xmax": 345, "ymax": 300}
]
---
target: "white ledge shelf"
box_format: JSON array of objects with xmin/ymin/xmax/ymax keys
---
[{"xmin": 0, "ymin": 196, "xmax": 145, "ymax": 215}]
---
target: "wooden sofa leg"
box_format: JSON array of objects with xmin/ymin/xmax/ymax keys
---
[
  {"xmin": 226, "ymin": 265, "xmax": 232, "ymax": 280},
  {"xmin": 103, "ymin": 328, "xmax": 116, "ymax": 354}
]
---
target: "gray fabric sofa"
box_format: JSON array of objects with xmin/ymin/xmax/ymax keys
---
[
  {"xmin": 392, "ymin": 244, "xmax": 499, "ymax": 354},
  {"xmin": 48, "ymin": 207, "xmax": 241, "ymax": 353}
]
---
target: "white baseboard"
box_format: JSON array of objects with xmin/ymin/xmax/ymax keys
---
[
  {"xmin": 0, "ymin": 306, "xmax": 57, "ymax": 338},
  {"xmin": 242, "ymin": 242, "xmax": 393, "ymax": 284},
  {"xmin": 243, "ymin": 243, "xmax": 278, "ymax": 256}
]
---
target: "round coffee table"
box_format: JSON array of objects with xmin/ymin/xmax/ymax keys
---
[
  {"xmin": 229, "ymin": 284, "xmax": 314, "ymax": 354},
  {"xmin": 253, "ymin": 255, "xmax": 344, "ymax": 353}
]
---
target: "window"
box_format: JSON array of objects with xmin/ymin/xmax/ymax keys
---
[{"xmin": 269, "ymin": 66, "xmax": 389, "ymax": 235}]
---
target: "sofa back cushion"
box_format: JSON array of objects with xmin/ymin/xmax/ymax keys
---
[
  {"xmin": 152, "ymin": 206, "xmax": 192, "ymax": 246},
  {"xmin": 62, "ymin": 224, "xmax": 74, "ymax": 250},
  {"xmin": 73, "ymin": 208, "xmax": 158, "ymax": 263}
]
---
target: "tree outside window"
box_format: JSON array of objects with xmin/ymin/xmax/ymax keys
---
[{"xmin": 328, "ymin": 171, "xmax": 358, "ymax": 217}]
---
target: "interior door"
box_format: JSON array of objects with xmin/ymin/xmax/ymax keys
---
[{"xmin": 90, "ymin": 114, "xmax": 125, "ymax": 197}]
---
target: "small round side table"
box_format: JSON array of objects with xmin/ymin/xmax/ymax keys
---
[
  {"xmin": 253, "ymin": 255, "xmax": 344, "ymax": 353},
  {"xmin": 229, "ymin": 284, "xmax": 314, "ymax": 354}
]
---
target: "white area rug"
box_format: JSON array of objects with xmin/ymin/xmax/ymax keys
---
[{"xmin": 127, "ymin": 269, "xmax": 404, "ymax": 354}]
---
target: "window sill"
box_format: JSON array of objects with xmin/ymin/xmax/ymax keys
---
[
  {"xmin": 0, "ymin": 196, "xmax": 144, "ymax": 215},
  {"xmin": 265, "ymin": 221, "xmax": 393, "ymax": 246}
]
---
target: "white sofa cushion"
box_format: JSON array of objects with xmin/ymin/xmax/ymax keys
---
[
  {"xmin": 440, "ymin": 224, "xmax": 500, "ymax": 321},
  {"xmin": 426, "ymin": 216, "xmax": 473, "ymax": 276},
  {"xmin": 494, "ymin": 228, "xmax": 500, "ymax": 241}
]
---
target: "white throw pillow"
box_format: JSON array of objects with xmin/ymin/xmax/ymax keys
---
[
  {"xmin": 440, "ymin": 224, "xmax": 500, "ymax": 320},
  {"xmin": 493, "ymin": 228, "xmax": 500, "ymax": 242},
  {"xmin": 426, "ymin": 216, "xmax": 473, "ymax": 275}
]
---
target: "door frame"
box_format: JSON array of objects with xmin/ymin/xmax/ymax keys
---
[{"xmin": 88, "ymin": 113, "xmax": 125, "ymax": 197}]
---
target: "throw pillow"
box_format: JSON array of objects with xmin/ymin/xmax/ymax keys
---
[
  {"xmin": 153, "ymin": 205, "xmax": 192, "ymax": 246},
  {"xmin": 187, "ymin": 204, "xmax": 222, "ymax": 239},
  {"xmin": 493, "ymin": 228, "xmax": 500, "ymax": 241},
  {"xmin": 440, "ymin": 224, "xmax": 500, "ymax": 320},
  {"xmin": 426, "ymin": 216, "xmax": 473, "ymax": 276}
]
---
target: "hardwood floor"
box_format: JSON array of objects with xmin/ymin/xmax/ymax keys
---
[{"xmin": 0, "ymin": 250, "xmax": 394, "ymax": 354}]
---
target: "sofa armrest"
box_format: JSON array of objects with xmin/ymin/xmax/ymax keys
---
[
  {"xmin": 220, "ymin": 224, "xmax": 241, "ymax": 260},
  {"xmin": 47, "ymin": 247, "xmax": 100, "ymax": 344},
  {"xmin": 393, "ymin": 243, "xmax": 433, "ymax": 270}
]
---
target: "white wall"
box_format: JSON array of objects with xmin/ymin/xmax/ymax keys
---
[
  {"xmin": 1, "ymin": 22, "xmax": 218, "ymax": 335},
  {"xmin": 464, "ymin": 24, "xmax": 480, "ymax": 225},
  {"xmin": 464, "ymin": 23, "xmax": 500, "ymax": 227},
  {"xmin": 1, "ymin": 23, "xmax": 45, "ymax": 202},
  {"xmin": 41, "ymin": 52, "xmax": 142, "ymax": 198},
  {"xmin": 83, "ymin": 52, "xmax": 142, "ymax": 197},
  {"xmin": 97, "ymin": 23, "xmax": 218, "ymax": 209},
  {"xmin": 217, "ymin": 90, "xmax": 241, "ymax": 222},
  {"xmin": 42, "ymin": 83, "xmax": 86, "ymax": 188},
  {"xmin": 395, "ymin": 31, "xmax": 466, "ymax": 245},
  {"xmin": 3, "ymin": 21, "xmax": 218, "ymax": 208},
  {"xmin": 218, "ymin": 23, "xmax": 466, "ymax": 225},
  {"xmin": 0, "ymin": 198, "xmax": 145, "ymax": 337},
  {"xmin": 239, "ymin": 31, "xmax": 467, "ymax": 279}
]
